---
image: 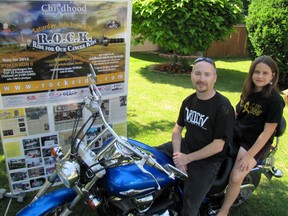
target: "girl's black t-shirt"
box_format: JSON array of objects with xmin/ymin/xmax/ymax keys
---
[
  {"xmin": 235, "ymin": 89, "xmax": 285, "ymax": 148},
  {"xmin": 177, "ymin": 92, "xmax": 234, "ymax": 162}
]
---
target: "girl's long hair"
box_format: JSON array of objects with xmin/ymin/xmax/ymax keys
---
[{"xmin": 241, "ymin": 55, "xmax": 279, "ymax": 100}]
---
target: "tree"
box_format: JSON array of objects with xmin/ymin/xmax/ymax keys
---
[
  {"xmin": 242, "ymin": 0, "xmax": 251, "ymax": 16},
  {"xmin": 246, "ymin": 0, "xmax": 288, "ymax": 89},
  {"xmin": 132, "ymin": 0, "xmax": 243, "ymax": 55}
]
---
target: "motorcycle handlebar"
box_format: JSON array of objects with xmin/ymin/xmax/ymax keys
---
[{"xmin": 87, "ymin": 64, "xmax": 184, "ymax": 180}]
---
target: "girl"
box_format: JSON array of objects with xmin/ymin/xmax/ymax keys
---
[{"xmin": 217, "ymin": 55, "xmax": 285, "ymax": 216}]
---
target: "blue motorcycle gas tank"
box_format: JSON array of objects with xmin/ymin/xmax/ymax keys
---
[{"xmin": 102, "ymin": 138, "xmax": 175, "ymax": 198}]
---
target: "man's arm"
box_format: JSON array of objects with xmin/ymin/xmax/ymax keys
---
[
  {"xmin": 173, "ymin": 139, "xmax": 225, "ymax": 167},
  {"xmin": 186, "ymin": 139, "xmax": 225, "ymax": 162},
  {"xmin": 171, "ymin": 123, "xmax": 183, "ymax": 153},
  {"xmin": 171, "ymin": 123, "xmax": 189, "ymax": 173}
]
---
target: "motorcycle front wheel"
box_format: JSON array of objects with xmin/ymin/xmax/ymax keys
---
[
  {"xmin": 43, "ymin": 202, "xmax": 89, "ymax": 216},
  {"xmin": 233, "ymin": 171, "xmax": 261, "ymax": 207},
  {"xmin": 43, "ymin": 203, "xmax": 72, "ymax": 216}
]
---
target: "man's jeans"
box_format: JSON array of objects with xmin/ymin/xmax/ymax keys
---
[{"xmin": 157, "ymin": 141, "xmax": 222, "ymax": 216}]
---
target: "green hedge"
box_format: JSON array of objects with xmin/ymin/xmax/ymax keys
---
[
  {"xmin": 246, "ymin": 0, "xmax": 288, "ymax": 89},
  {"xmin": 132, "ymin": 0, "xmax": 243, "ymax": 55}
]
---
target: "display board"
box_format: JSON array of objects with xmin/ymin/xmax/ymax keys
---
[{"xmin": 0, "ymin": 0, "xmax": 131, "ymax": 193}]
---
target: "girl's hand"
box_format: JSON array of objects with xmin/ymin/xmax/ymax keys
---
[{"xmin": 237, "ymin": 152, "xmax": 254, "ymax": 172}]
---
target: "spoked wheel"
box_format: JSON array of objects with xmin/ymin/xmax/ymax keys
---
[
  {"xmin": 233, "ymin": 171, "xmax": 261, "ymax": 207},
  {"xmin": 44, "ymin": 203, "xmax": 87, "ymax": 216},
  {"xmin": 44, "ymin": 203, "xmax": 67, "ymax": 216},
  {"xmin": 45, "ymin": 203, "xmax": 73, "ymax": 216}
]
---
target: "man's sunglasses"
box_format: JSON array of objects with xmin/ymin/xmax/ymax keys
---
[{"xmin": 193, "ymin": 57, "xmax": 215, "ymax": 67}]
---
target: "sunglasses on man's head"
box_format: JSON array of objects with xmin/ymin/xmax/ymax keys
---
[{"xmin": 193, "ymin": 57, "xmax": 215, "ymax": 67}]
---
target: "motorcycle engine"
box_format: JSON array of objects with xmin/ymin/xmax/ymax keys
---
[
  {"xmin": 133, "ymin": 194, "xmax": 154, "ymax": 213},
  {"xmin": 107, "ymin": 193, "xmax": 154, "ymax": 214}
]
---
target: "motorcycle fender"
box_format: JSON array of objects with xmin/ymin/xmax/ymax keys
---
[{"xmin": 16, "ymin": 188, "xmax": 77, "ymax": 216}]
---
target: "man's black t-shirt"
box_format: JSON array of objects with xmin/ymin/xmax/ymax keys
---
[{"xmin": 177, "ymin": 91, "xmax": 234, "ymax": 162}]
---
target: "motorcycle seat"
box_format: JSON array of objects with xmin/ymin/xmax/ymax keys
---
[
  {"xmin": 275, "ymin": 116, "xmax": 286, "ymax": 137},
  {"xmin": 207, "ymin": 156, "xmax": 234, "ymax": 195}
]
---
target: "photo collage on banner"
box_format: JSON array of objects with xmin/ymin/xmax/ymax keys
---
[{"xmin": 0, "ymin": 0, "xmax": 131, "ymax": 193}]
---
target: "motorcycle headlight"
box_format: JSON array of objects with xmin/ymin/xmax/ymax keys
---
[{"xmin": 56, "ymin": 160, "xmax": 80, "ymax": 188}]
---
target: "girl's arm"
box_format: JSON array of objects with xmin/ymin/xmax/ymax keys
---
[{"xmin": 248, "ymin": 122, "xmax": 278, "ymax": 158}]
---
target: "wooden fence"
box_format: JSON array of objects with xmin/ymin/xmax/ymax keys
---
[
  {"xmin": 130, "ymin": 39, "xmax": 160, "ymax": 53},
  {"xmin": 205, "ymin": 25, "xmax": 249, "ymax": 57},
  {"xmin": 131, "ymin": 25, "xmax": 249, "ymax": 58}
]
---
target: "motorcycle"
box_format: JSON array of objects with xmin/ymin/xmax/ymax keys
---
[{"xmin": 16, "ymin": 64, "xmax": 286, "ymax": 216}]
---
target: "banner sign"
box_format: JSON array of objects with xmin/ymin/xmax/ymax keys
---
[{"xmin": 0, "ymin": 0, "xmax": 131, "ymax": 193}]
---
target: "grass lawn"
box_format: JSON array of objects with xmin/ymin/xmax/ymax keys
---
[
  {"xmin": 128, "ymin": 52, "xmax": 288, "ymax": 216},
  {"xmin": 0, "ymin": 52, "xmax": 287, "ymax": 215}
]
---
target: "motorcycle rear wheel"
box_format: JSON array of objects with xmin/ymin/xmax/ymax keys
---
[{"xmin": 233, "ymin": 171, "xmax": 261, "ymax": 207}]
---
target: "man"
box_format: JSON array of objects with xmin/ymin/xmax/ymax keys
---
[{"xmin": 157, "ymin": 57, "xmax": 234, "ymax": 216}]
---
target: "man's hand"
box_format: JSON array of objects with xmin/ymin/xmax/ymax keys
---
[{"xmin": 173, "ymin": 152, "xmax": 189, "ymax": 173}]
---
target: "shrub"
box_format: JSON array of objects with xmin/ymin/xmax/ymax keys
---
[
  {"xmin": 132, "ymin": 0, "xmax": 243, "ymax": 55},
  {"xmin": 246, "ymin": 0, "xmax": 288, "ymax": 89}
]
